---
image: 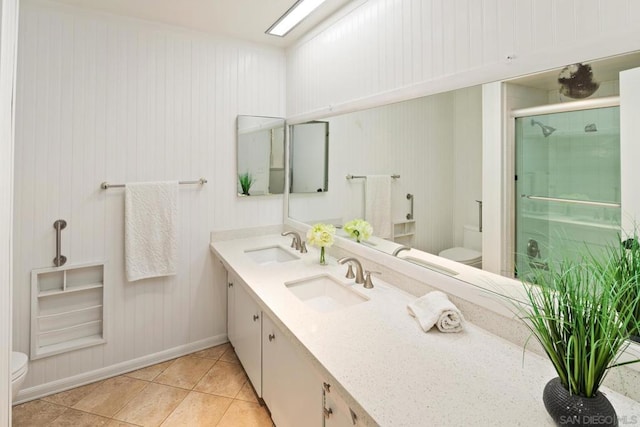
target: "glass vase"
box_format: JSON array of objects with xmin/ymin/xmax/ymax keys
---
[{"xmin": 320, "ymin": 246, "xmax": 326, "ymax": 265}]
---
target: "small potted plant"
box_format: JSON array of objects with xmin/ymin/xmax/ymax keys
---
[
  {"xmin": 238, "ymin": 172, "xmax": 254, "ymax": 196},
  {"xmin": 507, "ymin": 254, "xmax": 640, "ymax": 426},
  {"xmin": 343, "ymin": 219, "xmax": 373, "ymax": 243}
]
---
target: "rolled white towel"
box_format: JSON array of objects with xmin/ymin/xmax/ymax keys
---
[{"xmin": 407, "ymin": 291, "xmax": 465, "ymax": 333}]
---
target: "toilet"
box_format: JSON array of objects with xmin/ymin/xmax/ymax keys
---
[
  {"xmin": 11, "ymin": 351, "xmax": 28, "ymax": 401},
  {"xmin": 438, "ymin": 225, "xmax": 483, "ymax": 268}
]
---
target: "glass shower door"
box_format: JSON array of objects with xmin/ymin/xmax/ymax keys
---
[{"xmin": 514, "ymin": 106, "xmax": 621, "ymax": 279}]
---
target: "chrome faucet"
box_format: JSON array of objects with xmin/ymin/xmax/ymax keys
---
[
  {"xmin": 281, "ymin": 231, "xmax": 307, "ymax": 253},
  {"xmin": 337, "ymin": 257, "xmax": 365, "ymax": 285},
  {"xmin": 392, "ymin": 245, "xmax": 411, "ymax": 256}
]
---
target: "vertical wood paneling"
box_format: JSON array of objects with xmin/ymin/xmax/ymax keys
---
[
  {"xmin": 286, "ymin": 0, "xmax": 640, "ymax": 118},
  {"xmin": 14, "ymin": 0, "xmax": 286, "ymax": 391}
]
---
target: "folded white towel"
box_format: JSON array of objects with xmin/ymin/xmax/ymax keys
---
[
  {"xmin": 125, "ymin": 181, "xmax": 178, "ymax": 282},
  {"xmin": 407, "ymin": 291, "xmax": 465, "ymax": 333},
  {"xmin": 365, "ymin": 175, "xmax": 392, "ymax": 239}
]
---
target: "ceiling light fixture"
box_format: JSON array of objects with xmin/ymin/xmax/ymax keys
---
[{"xmin": 266, "ymin": 0, "xmax": 327, "ymax": 37}]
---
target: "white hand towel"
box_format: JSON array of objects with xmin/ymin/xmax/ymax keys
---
[
  {"xmin": 407, "ymin": 291, "xmax": 465, "ymax": 333},
  {"xmin": 125, "ymin": 181, "xmax": 178, "ymax": 282},
  {"xmin": 365, "ymin": 175, "xmax": 392, "ymax": 239}
]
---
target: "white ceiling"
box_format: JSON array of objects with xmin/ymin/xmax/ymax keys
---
[{"xmin": 51, "ymin": 0, "xmax": 355, "ymax": 48}]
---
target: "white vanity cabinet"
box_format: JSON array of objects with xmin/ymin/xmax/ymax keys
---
[
  {"xmin": 262, "ymin": 314, "xmax": 322, "ymax": 427},
  {"xmin": 229, "ymin": 274, "xmax": 262, "ymax": 397},
  {"xmin": 323, "ymin": 381, "xmax": 360, "ymax": 427},
  {"xmin": 226, "ymin": 270, "xmax": 237, "ymax": 345}
]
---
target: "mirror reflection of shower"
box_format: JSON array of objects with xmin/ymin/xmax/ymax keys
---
[{"xmin": 530, "ymin": 119, "xmax": 556, "ymax": 137}]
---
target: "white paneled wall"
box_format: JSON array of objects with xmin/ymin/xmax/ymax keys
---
[
  {"xmin": 14, "ymin": 0, "xmax": 285, "ymax": 392},
  {"xmin": 287, "ymin": 0, "xmax": 640, "ymax": 118}
]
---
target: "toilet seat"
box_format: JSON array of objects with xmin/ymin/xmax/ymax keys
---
[
  {"xmin": 439, "ymin": 247, "xmax": 482, "ymax": 265},
  {"xmin": 11, "ymin": 352, "xmax": 28, "ymax": 381}
]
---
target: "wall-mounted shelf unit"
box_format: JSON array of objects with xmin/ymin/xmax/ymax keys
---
[
  {"xmin": 31, "ymin": 261, "xmax": 106, "ymax": 360},
  {"xmin": 392, "ymin": 220, "xmax": 415, "ymax": 245}
]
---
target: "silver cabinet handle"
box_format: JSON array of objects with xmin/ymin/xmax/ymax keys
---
[
  {"xmin": 323, "ymin": 382, "xmax": 331, "ymax": 392},
  {"xmin": 253, "ymin": 314, "xmax": 259, "ymax": 322},
  {"xmin": 228, "ymin": 282, "xmax": 233, "ymax": 288},
  {"xmin": 323, "ymin": 407, "xmax": 333, "ymax": 419},
  {"xmin": 268, "ymin": 333, "xmax": 275, "ymax": 342}
]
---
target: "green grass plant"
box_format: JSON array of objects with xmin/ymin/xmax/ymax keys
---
[
  {"xmin": 238, "ymin": 172, "xmax": 254, "ymax": 195},
  {"xmin": 512, "ymin": 255, "xmax": 640, "ymax": 397}
]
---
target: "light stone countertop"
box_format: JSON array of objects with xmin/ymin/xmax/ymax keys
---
[{"xmin": 210, "ymin": 234, "xmax": 640, "ymax": 427}]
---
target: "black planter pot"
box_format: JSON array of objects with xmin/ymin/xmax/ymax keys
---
[{"xmin": 543, "ymin": 377, "xmax": 618, "ymax": 426}]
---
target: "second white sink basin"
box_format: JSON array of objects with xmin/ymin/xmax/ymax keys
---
[
  {"xmin": 285, "ymin": 274, "xmax": 368, "ymax": 313},
  {"xmin": 244, "ymin": 245, "xmax": 300, "ymax": 266}
]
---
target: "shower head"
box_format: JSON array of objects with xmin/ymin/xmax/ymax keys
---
[{"xmin": 531, "ymin": 119, "xmax": 556, "ymax": 138}]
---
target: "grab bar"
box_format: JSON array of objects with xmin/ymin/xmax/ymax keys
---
[
  {"xmin": 53, "ymin": 219, "xmax": 67, "ymax": 267},
  {"xmin": 406, "ymin": 193, "xmax": 414, "ymax": 220},
  {"xmin": 521, "ymin": 194, "xmax": 620, "ymax": 208}
]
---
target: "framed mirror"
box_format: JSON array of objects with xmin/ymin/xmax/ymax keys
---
[
  {"xmin": 237, "ymin": 115, "xmax": 285, "ymax": 196},
  {"xmin": 289, "ymin": 121, "xmax": 329, "ymax": 193}
]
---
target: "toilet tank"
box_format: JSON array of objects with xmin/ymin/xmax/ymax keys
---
[{"xmin": 463, "ymin": 225, "xmax": 482, "ymax": 252}]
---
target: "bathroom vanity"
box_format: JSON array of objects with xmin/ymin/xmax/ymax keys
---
[{"xmin": 211, "ymin": 233, "xmax": 640, "ymax": 426}]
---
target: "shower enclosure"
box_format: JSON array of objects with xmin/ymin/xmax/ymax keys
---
[{"xmin": 513, "ymin": 98, "xmax": 621, "ymax": 279}]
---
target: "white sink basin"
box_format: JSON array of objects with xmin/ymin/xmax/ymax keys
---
[
  {"xmin": 285, "ymin": 274, "xmax": 368, "ymax": 313},
  {"xmin": 244, "ymin": 245, "xmax": 300, "ymax": 266},
  {"xmin": 402, "ymin": 256, "xmax": 459, "ymax": 276}
]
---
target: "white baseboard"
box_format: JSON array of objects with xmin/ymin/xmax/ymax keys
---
[{"xmin": 13, "ymin": 334, "xmax": 228, "ymax": 405}]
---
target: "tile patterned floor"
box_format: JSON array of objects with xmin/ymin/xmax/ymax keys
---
[{"xmin": 12, "ymin": 344, "xmax": 274, "ymax": 427}]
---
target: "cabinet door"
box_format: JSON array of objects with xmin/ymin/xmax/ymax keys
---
[
  {"xmin": 262, "ymin": 314, "xmax": 322, "ymax": 427},
  {"xmin": 226, "ymin": 270, "xmax": 236, "ymax": 345},
  {"xmin": 324, "ymin": 383, "xmax": 360, "ymax": 427},
  {"xmin": 233, "ymin": 280, "xmax": 262, "ymax": 396}
]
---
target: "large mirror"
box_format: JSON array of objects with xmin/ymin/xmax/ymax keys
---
[
  {"xmin": 289, "ymin": 121, "xmax": 329, "ymax": 193},
  {"xmin": 237, "ymin": 115, "xmax": 285, "ymax": 196},
  {"xmin": 288, "ymin": 86, "xmax": 483, "ymax": 264},
  {"xmin": 287, "ymin": 51, "xmax": 640, "ymax": 278}
]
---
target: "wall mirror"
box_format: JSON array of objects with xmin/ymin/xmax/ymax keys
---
[
  {"xmin": 288, "ymin": 86, "xmax": 482, "ymax": 263},
  {"xmin": 237, "ymin": 115, "xmax": 285, "ymax": 196},
  {"xmin": 289, "ymin": 121, "xmax": 329, "ymax": 193},
  {"xmin": 287, "ymin": 50, "xmax": 640, "ymax": 280}
]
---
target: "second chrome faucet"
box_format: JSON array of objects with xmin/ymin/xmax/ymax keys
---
[{"xmin": 337, "ymin": 256, "xmax": 377, "ymax": 289}]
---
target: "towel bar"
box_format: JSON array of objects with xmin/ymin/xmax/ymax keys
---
[
  {"xmin": 100, "ymin": 178, "xmax": 208, "ymax": 190},
  {"xmin": 346, "ymin": 174, "xmax": 400, "ymax": 180}
]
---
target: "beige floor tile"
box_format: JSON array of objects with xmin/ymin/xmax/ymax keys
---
[
  {"xmin": 48, "ymin": 407, "xmax": 111, "ymax": 426},
  {"xmin": 12, "ymin": 399, "xmax": 68, "ymax": 426},
  {"xmin": 42, "ymin": 380, "xmax": 104, "ymax": 407},
  {"xmin": 73, "ymin": 375, "xmax": 148, "ymax": 417},
  {"xmin": 193, "ymin": 361, "xmax": 247, "ymax": 398},
  {"xmin": 234, "ymin": 381, "xmax": 258, "ymax": 403},
  {"xmin": 216, "ymin": 400, "xmax": 272, "ymax": 427},
  {"xmin": 192, "ymin": 343, "xmax": 229, "ymax": 360},
  {"xmin": 154, "ymin": 356, "xmax": 216, "ymax": 389},
  {"xmin": 106, "ymin": 420, "xmax": 140, "ymax": 427},
  {"xmin": 218, "ymin": 347, "xmax": 240, "ymax": 364},
  {"xmin": 114, "ymin": 382, "xmax": 188, "ymax": 427},
  {"xmin": 160, "ymin": 391, "xmax": 233, "ymax": 427},
  {"xmin": 126, "ymin": 360, "xmax": 174, "ymax": 381}
]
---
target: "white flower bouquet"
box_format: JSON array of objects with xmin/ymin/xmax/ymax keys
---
[
  {"xmin": 343, "ymin": 219, "xmax": 373, "ymax": 243},
  {"xmin": 306, "ymin": 223, "xmax": 336, "ymax": 264}
]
